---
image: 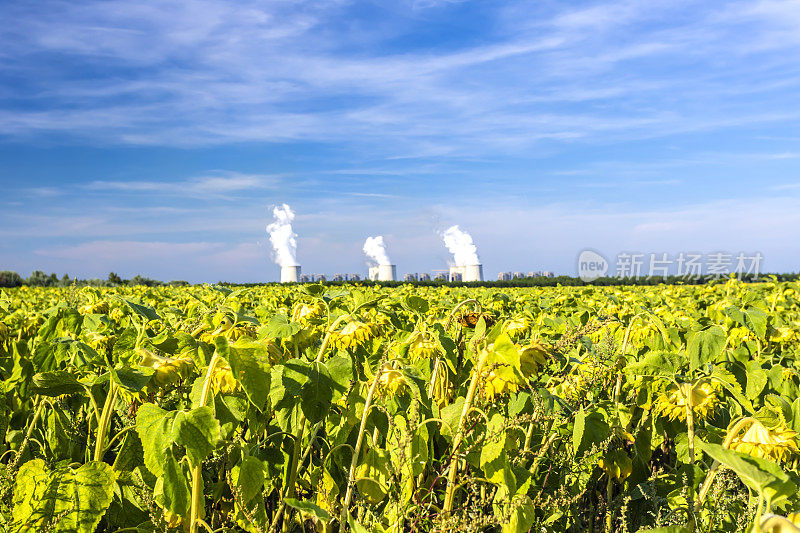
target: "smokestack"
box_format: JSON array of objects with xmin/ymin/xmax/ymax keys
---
[
  {"xmin": 464, "ymin": 264, "xmax": 483, "ymax": 282},
  {"xmin": 281, "ymin": 265, "xmax": 300, "ymax": 283},
  {"xmin": 378, "ymin": 264, "xmax": 396, "ymax": 281}
]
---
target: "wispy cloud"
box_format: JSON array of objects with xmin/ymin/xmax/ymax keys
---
[
  {"xmin": 1, "ymin": 0, "xmax": 799, "ymax": 156},
  {"xmin": 84, "ymin": 172, "xmax": 281, "ymax": 198}
]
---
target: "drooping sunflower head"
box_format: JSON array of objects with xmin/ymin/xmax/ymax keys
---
[
  {"xmin": 331, "ymin": 321, "xmax": 374, "ymax": 350},
  {"xmin": 211, "ymin": 359, "xmax": 239, "ymax": 394},
  {"xmin": 729, "ymin": 419, "xmax": 799, "ymax": 463},
  {"xmin": 655, "ymin": 379, "xmax": 721, "ymax": 422},
  {"xmin": 292, "ymin": 301, "xmax": 326, "ymax": 322},
  {"xmin": 517, "ymin": 342, "xmax": 550, "ymax": 377},
  {"xmin": 378, "ymin": 363, "xmax": 408, "ymax": 397},
  {"xmin": 408, "ymin": 335, "xmax": 443, "ymax": 361},
  {"xmin": 481, "ymin": 366, "xmax": 521, "ymax": 402},
  {"xmin": 502, "ymin": 317, "xmax": 531, "ymax": 340}
]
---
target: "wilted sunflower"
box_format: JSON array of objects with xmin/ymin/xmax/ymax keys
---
[
  {"xmin": 729, "ymin": 419, "xmax": 798, "ymax": 463},
  {"xmin": 331, "ymin": 321, "xmax": 374, "ymax": 350},
  {"xmin": 211, "ymin": 359, "xmax": 239, "ymax": 394},
  {"xmin": 482, "ymin": 368, "xmax": 521, "ymax": 402},
  {"xmin": 408, "ymin": 335, "xmax": 442, "ymax": 361},
  {"xmin": 458, "ymin": 312, "xmax": 495, "ymax": 329},
  {"xmin": 502, "ymin": 317, "xmax": 531, "ymax": 340},
  {"xmin": 137, "ymin": 349, "xmax": 195, "ymax": 389},
  {"xmin": 0, "ymin": 322, "xmax": 10, "ymax": 342},
  {"xmin": 655, "ymin": 379, "xmax": 721, "ymax": 422},
  {"xmin": 378, "ymin": 363, "xmax": 408, "ymax": 397},
  {"xmin": 518, "ymin": 342, "xmax": 550, "ymax": 377}
]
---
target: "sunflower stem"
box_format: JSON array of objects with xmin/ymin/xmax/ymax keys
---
[
  {"xmin": 189, "ymin": 352, "xmax": 221, "ymax": 533},
  {"xmin": 443, "ymin": 348, "xmax": 489, "ymax": 515},
  {"xmin": 339, "ymin": 363, "xmax": 388, "ymax": 533}
]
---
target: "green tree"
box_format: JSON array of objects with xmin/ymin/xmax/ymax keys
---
[{"xmin": 0, "ymin": 271, "xmax": 23, "ymax": 287}]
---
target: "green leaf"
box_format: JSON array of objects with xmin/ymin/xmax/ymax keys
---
[
  {"xmin": 625, "ymin": 351, "xmax": 682, "ymax": 377},
  {"xmin": 135, "ymin": 403, "xmax": 177, "ymax": 476},
  {"xmin": 232, "ymin": 456, "xmax": 265, "ymax": 503},
  {"xmin": 744, "ymin": 307, "xmax": 768, "ymax": 339},
  {"xmin": 573, "ymin": 406, "xmax": 586, "ymax": 455},
  {"xmin": 12, "ymin": 460, "xmax": 116, "ymax": 533},
  {"xmin": 122, "ymin": 299, "xmax": 160, "ymax": 321},
  {"xmin": 403, "ymin": 295, "xmax": 429, "ymax": 314},
  {"xmin": 301, "ymin": 284, "xmax": 325, "ymax": 297},
  {"xmin": 265, "ymin": 314, "xmax": 302, "ymax": 339},
  {"xmin": 283, "ymin": 498, "xmax": 331, "ymax": 522},
  {"xmin": 299, "ymin": 361, "xmax": 334, "ymax": 425},
  {"xmin": 326, "ymin": 354, "xmax": 354, "ymax": 403},
  {"xmin": 502, "ymin": 495, "xmax": 535, "ymax": 533},
  {"xmin": 30, "ymin": 371, "xmax": 84, "ymax": 397},
  {"xmin": 161, "ymin": 452, "xmax": 191, "ymax": 516},
  {"xmin": 480, "ymin": 413, "xmax": 508, "ymax": 483},
  {"xmin": 219, "ymin": 337, "xmax": 273, "ymax": 409},
  {"xmin": 173, "ymin": 406, "xmax": 220, "ymax": 469},
  {"xmin": 745, "ymin": 360, "xmax": 768, "ymax": 400},
  {"xmin": 688, "ymin": 325, "xmax": 725, "ymax": 371},
  {"xmin": 113, "ymin": 365, "xmax": 155, "ymax": 392}
]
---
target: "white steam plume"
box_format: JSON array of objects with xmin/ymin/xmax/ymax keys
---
[
  {"xmin": 363, "ymin": 236, "xmax": 391, "ymax": 265},
  {"xmin": 442, "ymin": 225, "xmax": 479, "ymax": 266},
  {"xmin": 266, "ymin": 204, "xmax": 298, "ymax": 267}
]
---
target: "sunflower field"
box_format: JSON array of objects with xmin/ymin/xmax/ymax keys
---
[{"xmin": 1, "ymin": 278, "xmax": 800, "ymax": 532}]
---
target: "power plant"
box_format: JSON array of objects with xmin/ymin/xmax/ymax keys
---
[
  {"xmin": 449, "ymin": 264, "xmax": 484, "ymax": 282},
  {"xmin": 369, "ymin": 264, "xmax": 397, "ymax": 281},
  {"xmin": 281, "ymin": 265, "xmax": 301, "ymax": 283}
]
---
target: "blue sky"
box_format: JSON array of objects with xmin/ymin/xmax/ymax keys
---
[{"xmin": 1, "ymin": 0, "xmax": 799, "ymax": 282}]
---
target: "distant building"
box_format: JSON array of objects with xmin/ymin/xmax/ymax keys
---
[
  {"xmin": 299, "ymin": 274, "xmax": 311, "ymax": 283},
  {"xmin": 450, "ymin": 272, "xmax": 462, "ymax": 282},
  {"xmin": 542, "ymin": 271, "xmax": 555, "ymax": 278},
  {"xmin": 419, "ymin": 273, "xmax": 431, "ymax": 281},
  {"xmin": 349, "ymin": 274, "xmax": 361, "ymax": 281},
  {"xmin": 498, "ymin": 272, "xmax": 512, "ymax": 281},
  {"xmin": 316, "ymin": 274, "xmax": 327, "ymax": 282},
  {"xmin": 434, "ymin": 272, "xmax": 447, "ymax": 281},
  {"xmin": 404, "ymin": 273, "xmax": 418, "ymax": 282},
  {"xmin": 333, "ymin": 274, "xmax": 344, "ymax": 282},
  {"xmin": 527, "ymin": 271, "xmax": 539, "ymax": 278},
  {"xmin": 513, "ymin": 271, "xmax": 524, "ymax": 279}
]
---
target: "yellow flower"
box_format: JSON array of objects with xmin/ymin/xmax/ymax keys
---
[
  {"xmin": 408, "ymin": 337, "xmax": 442, "ymax": 361},
  {"xmin": 655, "ymin": 380, "xmax": 721, "ymax": 422},
  {"xmin": 379, "ymin": 364, "xmax": 407, "ymax": 396},
  {"xmin": 502, "ymin": 317, "xmax": 530, "ymax": 340},
  {"xmin": 482, "ymin": 369, "xmax": 520, "ymax": 402},
  {"xmin": 729, "ymin": 419, "xmax": 798, "ymax": 463},
  {"xmin": 331, "ymin": 321, "xmax": 374, "ymax": 350},
  {"xmin": 517, "ymin": 342, "xmax": 549, "ymax": 377},
  {"xmin": 211, "ymin": 360, "xmax": 239, "ymax": 394}
]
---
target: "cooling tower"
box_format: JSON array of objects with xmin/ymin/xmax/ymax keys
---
[
  {"xmin": 280, "ymin": 265, "xmax": 300, "ymax": 283},
  {"xmin": 378, "ymin": 264, "xmax": 396, "ymax": 281},
  {"xmin": 464, "ymin": 264, "xmax": 483, "ymax": 282}
]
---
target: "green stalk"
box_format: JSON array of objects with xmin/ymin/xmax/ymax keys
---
[
  {"xmin": 442, "ymin": 348, "xmax": 489, "ymax": 515},
  {"xmin": 605, "ymin": 473, "xmax": 614, "ymax": 533},
  {"xmin": 339, "ymin": 363, "xmax": 387, "ymax": 533},
  {"xmin": 189, "ymin": 352, "xmax": 220, "ymax": 533},
  {"xmin": 93, "ymin": 381, "xmax": 118, "ymax": 463},
  {"xmin": 9, "ymin": 398, "xmax": 45, "ymax": 471},
  {"xmin": 684, "ymin": 383, "xmax": 696, "ymax": 533}
]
